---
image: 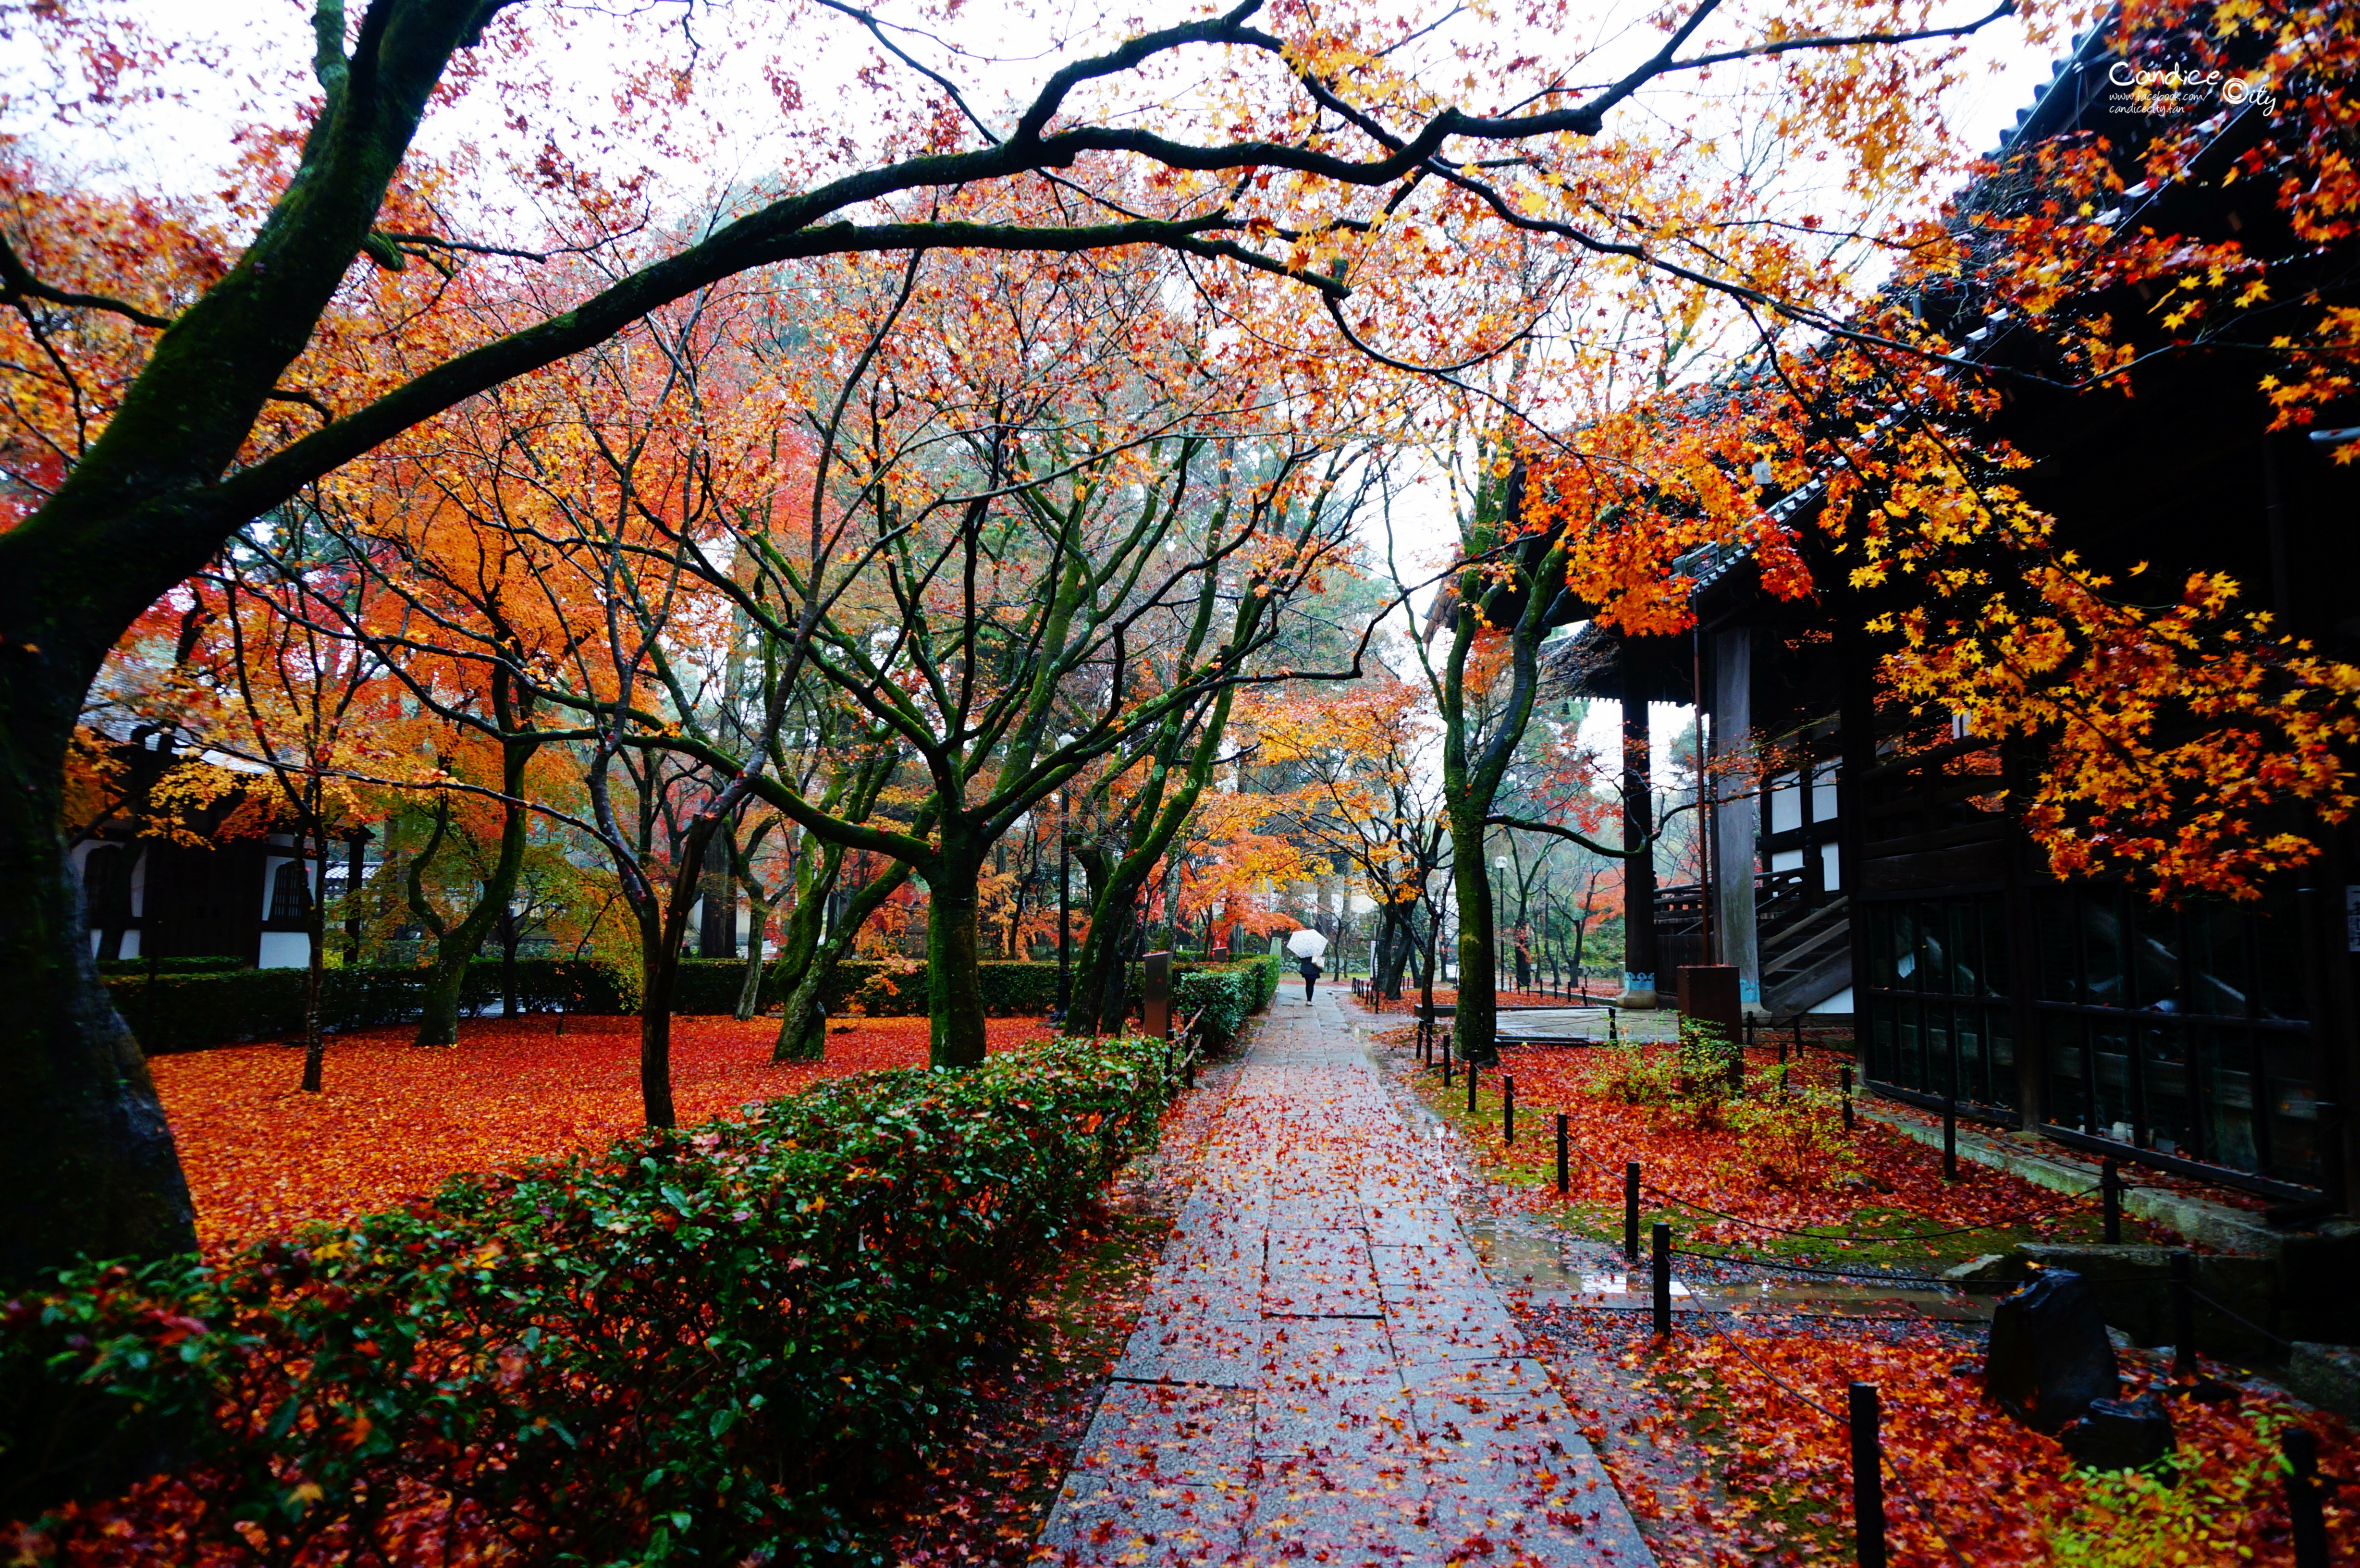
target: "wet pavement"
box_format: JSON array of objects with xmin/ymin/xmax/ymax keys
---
[{"xmin": 1038, "ymin": 990, "xmax": 1656, "ymax": 1566}]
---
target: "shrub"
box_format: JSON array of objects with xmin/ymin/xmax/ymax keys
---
[
  {"xmin": 98, "ymin": 960, "xmax": 1075, "ymax": 1054},
  {"xmin": 94, "ymin": 956, "xmax": 246, "ymax": 976},
  {"xmin": 1721, "ymin": 1067, "xmax": 1861, "ymax": 1189},
  {"xmin": 1164, "ymin": 954, "xmax": 1283, "ymax": 1045},
  {"xmin": 1595, "ymin": 1020, "xmax": 1744, "ymax": 1131},
  {"xmin": 1, "ymin": 1033, "xmax": 1175, "ymax": 1563},
  {"xmin": 103, "ymin": 959, "xmax": 631, "ymax": 1052}
]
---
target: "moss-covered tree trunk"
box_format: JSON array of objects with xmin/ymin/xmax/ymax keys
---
[
  {"xmin": 414, "ymin": 732, "xmax": 535, "ymax": 1046},
  {"xmin": 0, "ymin": 689, "xmax": 198, "ymax": 1279},
  {"xmin": 769, "ymin": 849, "xmax": 912, "ymax": 1061},
  {"xmin": 734, "ymin": 896, "xmax": 770, "ymax": 1021},
  {"xmin": 922, "ymin": 850, "xmax": 989, "ymax": 1069}
]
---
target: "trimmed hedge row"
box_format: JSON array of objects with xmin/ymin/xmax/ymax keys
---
[
  {"xmin": 105, "ymin": 959, "xmax": 632, "ymax": 1053},
  {"xmin": 108, "ymin": 956, "xmax": 1278, "ymax": 1053},
  {"xmin": 1176, "ymin": 953, "xmax": 1284, "ymax": 1044},
  {"xmin": 2, "ymin": 1033, "xmax": 1177, "ymax": 1561}
]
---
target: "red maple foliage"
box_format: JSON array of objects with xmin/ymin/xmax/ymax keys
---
[
  {"xmin": 151, "ymin": 1015, "xmax": 1051, "ymax": 1254},
  {"xmin": 1465, "ymin": 1043, "xmax": 2105, "ymax": 1250},
  {"xmin": 1665, "ymin": 1324, "xmax": 2360, "ymax": 1567}
]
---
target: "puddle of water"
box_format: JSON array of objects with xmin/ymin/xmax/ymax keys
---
[{"xmin": 1465, "ymin": 1215, "xmax": 1991, "ymax": 1321}]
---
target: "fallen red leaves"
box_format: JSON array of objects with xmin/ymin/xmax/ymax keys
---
[
  {"xmin": 1666, "ymin": 1323, "xmax": 2360, "ymax": 1567},
  {"xmin": 151, "ymin": 1014, "xmax": 1050, "ymax": 1254},
  {"xmin": 1472, "ymin": 1043, "xmax": 2107, "ymax": 1248}
]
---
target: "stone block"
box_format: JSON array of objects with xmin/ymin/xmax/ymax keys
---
[
  {"xmin": 1985, "ymin": 1269, "xmax": 2120, "ymax": 1432},
  {"xmin": 2060, "ymin": 1393, "xmax": 2175, "ymax": 1471},
  {"xmin": 2286, "ymin": 1342, "xmax": 2360, "ymax": 1423}
]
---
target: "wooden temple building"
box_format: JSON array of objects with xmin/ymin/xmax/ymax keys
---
[{"xmin": 1548, "ymin": 24, "xmax": 2360, "ymax": 1213}]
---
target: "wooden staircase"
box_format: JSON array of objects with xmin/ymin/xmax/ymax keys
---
[{"xmin": 1759, "ymin": 894, "xmax": 1851, "ymax": 1016}]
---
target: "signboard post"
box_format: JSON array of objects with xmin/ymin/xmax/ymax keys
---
[{"xmin": 1144, "ymin": 950, "xmax": 1172, "ymax": 1042}]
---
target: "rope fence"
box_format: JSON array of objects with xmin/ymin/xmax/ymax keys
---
[{"xmin": 1375, "ymin": 1009, "xmax": 2342, "ymax": 1566}]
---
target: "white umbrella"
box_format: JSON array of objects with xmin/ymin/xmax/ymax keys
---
[{"xmin": 1286, "ymin": 928, "xmax": 1329, "ymax": 960}]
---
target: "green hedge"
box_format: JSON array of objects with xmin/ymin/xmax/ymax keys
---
[
  {"xmin": 105, "ymin": 959, "xmax": 631, "ymax": 1053},
  {"xmin": 103, "ymin": 957, "xmax": 1256, "ymax": 1053},
  {"xmin": 94, "ymin": 956, "xmax": 246, "ymax": 976},
  {"xmin": 1, "ymin": 1033, "xmax": 1176, "ymax": 1561},
  {"xmin": 1174, "ymin": 953, "xmax": 1283, "ymax": 1043}
]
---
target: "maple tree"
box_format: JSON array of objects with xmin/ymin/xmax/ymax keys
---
[{"xmin": 1247, "ymin": 675, "xmax": 1451, "ymax": 1000}]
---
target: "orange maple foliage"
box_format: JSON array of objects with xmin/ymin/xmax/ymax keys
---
[{"xmin": 150, "ymin": 1015, "xmax": 1052, "ymax": 1255}]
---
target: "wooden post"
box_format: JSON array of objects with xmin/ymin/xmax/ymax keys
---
[
  {"xmin": 2286, "ymin": 1426, "xmax": 2329, "ymax": 1568},
  {"xmin": 1651, "ymin": 1222, "xmax": 1672, "ymax": 1337},
  {"xmin": 1556, "ymin": 1114, "xmax": 1569, "ymax": 1194},
  {"xmin": 1625, "ymin": 1163, "xmax": 1641, "ymax": 1261},
  {"xmin": 1849, "ymin": 1383, "xmax": 1888, "ymax": 1568}
]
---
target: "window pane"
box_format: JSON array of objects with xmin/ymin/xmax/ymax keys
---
[
  {"xmin": 2090, "ymin": 1022, "xmax": 2134, "ymax": 1141},
  {"xmin": 2083, "ymin": 893, "xmax": 2125, "ymax": 1008},
  {"xmin": 2254, "ymin": 910, "xmax": 2309, "ymax": 1024},
  {"xmin": 1920, "ymin": 901, "xmax": 1951, "ymax": 996},
  {"xmin": 1869, "ymin": 995, "xmax": 1899, "ymax": 1082},
  {"xmin": 2261, "ymin": 1036, "xmax": 2319, "ymax": 1185},
  {"xmin": 2045, "ymin": 1013, "xmax": 2088, "ymax": 1130},
  {"xmin": 1897, "ymin": 998, "xmax": 1922, "ymax": 1089},
  {"xmin": 2132, "ymin": 896, "xmax": 2180, "ymax": 1012},
  {"xmin": 1980, "ymin": 895, "xmax": 2011, "ymax": 997},
  {"xmin": 1987, "ymin": 1009, "xmax": 2018, "ymax": 1113},
  {"xmin": 1948, "ymin": 900, "xmax": 1978, "ymax": 997},
  {"xmin": 2140, "ymin": 1024, "xmax": 2195, "ymax": 1159},
  {"xmin": 1924, "ymin": 1000, "xmax": 1954, "ymax": 1097},
  {"xmin": 1895, "ymin": 904, "xmax": 1920, "ymax": 992},
  {"xmin": 2187, "ymin": 902, "xmax": 2249, "ymax": 1019},
  {"xmin": 2038, "ymin": 892, "xmax": 2077, "ymax": 1003},
  {"xmin": 1867, "ymin": 903, "xmax": 1894, "ymax": 989},
  {"xmin": 2200, "ymin": 1027, "xmax": 2259, "ymax": 1173},
  {"xmin": 1955, "ymin": 1005, "xmax": 1983, "ymax": 1103}
]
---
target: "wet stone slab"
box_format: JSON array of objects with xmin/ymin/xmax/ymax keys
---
[{"xmin": 1039, "ymin": 991, "xmax": 1656, "ymax": 1565}]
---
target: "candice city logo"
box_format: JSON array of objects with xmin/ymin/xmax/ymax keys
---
[{"xmin": 2106, "ymin": 58, "xmax": 2276, "ymax": 114}]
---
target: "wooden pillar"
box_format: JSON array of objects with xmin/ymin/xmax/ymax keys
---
[{"xmin": 1621, "ymin": 636, "xmax": 1659, "ymax": 1007}]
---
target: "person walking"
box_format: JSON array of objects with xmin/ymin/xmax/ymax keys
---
[{"xmin": 1298, "ymin": 951, "xmax": 1323, "ymax": 1002}]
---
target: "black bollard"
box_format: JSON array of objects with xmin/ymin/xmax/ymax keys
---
[
  {"xmin": 2171, "ymin": 1251, "xmax": 2197, "ymax": 1379},
  {"xmin": 1503, "ymin": 1074, "xmax": 1515, "ymax": 1145},
  {"xmin": 2102, "ymin": 1158, "xmax": 2122, "ymax": 1244},
  {"xmin": 1556, "ymin": 1113, "xmax": 1570, "ymax": 1194},
  {"xmin": 1651, "ymin": 1222, "xmax": 1672, "ymax": 1337},
  {"xmin": 1608, "ymin": 1006, "xmax": 1619, "ymax": 1046},
  {"xmin": 1624, "ymin": 1162, "xmax": 1641, "ymax": 1262},
  {"xmin": 1442, "ymin": 1033, "xmax": 1452, "ymax": 1086},
  {"xmin": 1467, "ymin": 1059, "xmax": 1479, "ymax": 1116},
  {"xmin": 1943, "ymin": 1098, "xmax": 1959, "ymax": 1182},
  {"xmin": 2286, "ymin": 1426, "xmax": 2330, "ymax": 1568},
  {"xmin": 1849, "ymin": 1383, "xmax": 1888, "ymax": 1568},
  {"xmin": 1841, "ymin": 1063, "xmax": 1855, "ymax": 1132}
]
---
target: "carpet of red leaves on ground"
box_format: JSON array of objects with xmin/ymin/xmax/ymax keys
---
[
  {"xmin": 1671, "ymin": 1323, "xmax": 2357, "ymax": 1566},
  {"xmin": 1376, "ymin": 1025, "xmax": 2360, "ymax": 1568},
  {"xmin": 151, "ymin": 1015, "xmax": 1050, "ymax": 1254},
  {"xmin": 1472, "ymin": 1042, "xmax": 2106, "ymax": 1249}
]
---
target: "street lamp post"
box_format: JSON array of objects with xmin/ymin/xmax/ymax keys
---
[
  {"xmin": 1053, "ymin": 795, "xmax": 1072, "ymax": 1025},
  {"xmin": 1493, "ymin": 854, "xmax": 1510, "ymax": 998}
]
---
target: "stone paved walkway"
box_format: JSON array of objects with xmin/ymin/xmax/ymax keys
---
[{"xmin": 1039, "ymin": 990, "xmax": 1655, "ymax": 1566}]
